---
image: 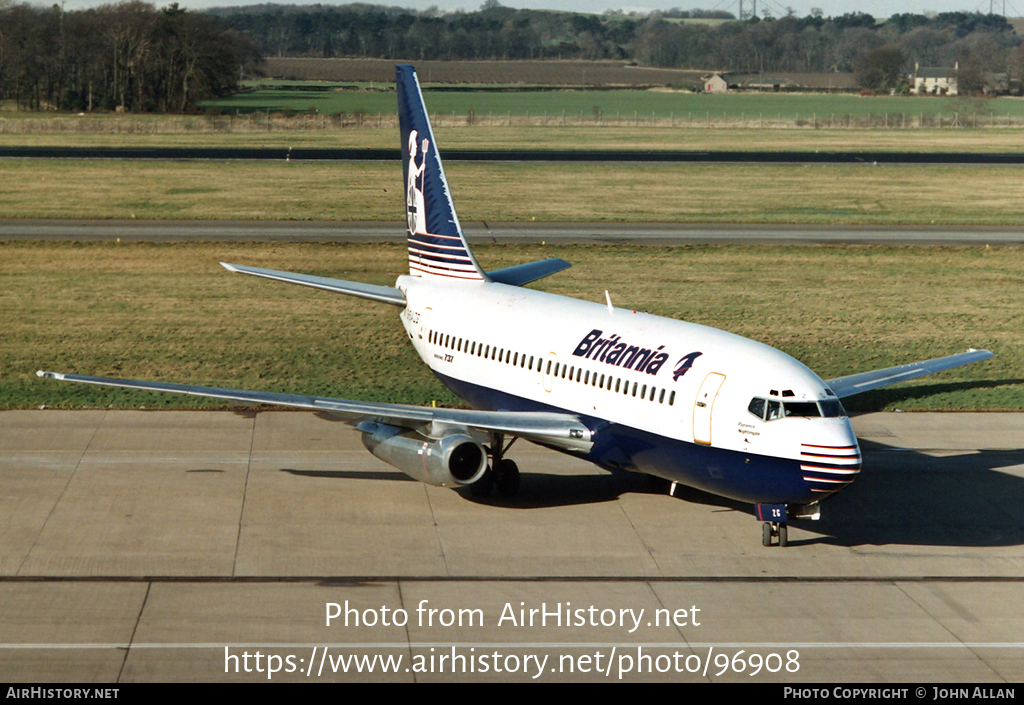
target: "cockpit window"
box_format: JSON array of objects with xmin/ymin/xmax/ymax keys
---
[
  {"xmin": 819, "ymin": 399, "xmax": 847, "ymax": 418},
  {"xmin": 747, "ymin": 397, "xmax": 848, "ymax": 422},
  {"xmin": 784, "ymin": 402, "xmax": 820, "ymax": 418}
]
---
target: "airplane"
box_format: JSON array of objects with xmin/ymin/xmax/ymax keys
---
[{"xmin": 39, "ymin": 64, "xmax": 994, "ymax": 547}]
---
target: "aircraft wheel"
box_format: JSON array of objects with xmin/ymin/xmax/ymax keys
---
[
  {"xmin": 470, "ymin": 469, "xmax": 494, "ymax": 498},
  {"xmin": 495, "ymin": 459, "xmax": 520, "ymax": 497},
  {"xmin": 762, "ymin": 522, "xmax": 772, "ymax": 547},
  {"xmin": 778, "ymin": 523, "xmax": 788, "ymax": 547}
]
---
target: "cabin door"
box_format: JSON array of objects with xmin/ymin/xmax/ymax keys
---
[
  {"xmin": 542, "ymin": 352, "xmax": 556, "ymax": 393},
  {"xmin": 693, "ymin": 372, "xmax": 726, "ymax": 446}
]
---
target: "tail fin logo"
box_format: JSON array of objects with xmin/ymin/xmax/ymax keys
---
[
  {"xmin": 396, "ymin": 64, "xmax": 487, "ymax": 282},
  {"xmin": 406, "ymin": 130, "xmax": 429, "ymax": 236}
]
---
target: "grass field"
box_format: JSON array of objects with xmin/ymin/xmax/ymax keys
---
[
  {"xmin": 206, "ymin": 84, "xmax": 1024, "ymax": 124},
  {"xmin": 5, "ymin": 116, "xmax": 1024, "ymax": 153},
  {"xmin": 3, "ymin": 242, "xmax": 1019, "ymax": 412},
  {"xmin": 4, "ymin": 158, "xmax": 1024, "ymax": 226}
]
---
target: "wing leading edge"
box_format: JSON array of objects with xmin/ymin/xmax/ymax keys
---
[
  {"xmin": 36, "ymin": 371, "xmax": 593, "ymax": 453},
  {"xmin": 825, "ymin": 349, "xmax": 994, "ymax": 398},
  {"xmin": 221, "ymin": 262, "xmax": 406, "ymax": 306}
]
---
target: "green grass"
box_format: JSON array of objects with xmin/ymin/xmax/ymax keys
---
[
  {"xmin": 2, "ymin": 242, "xmax": 1020, "ymax": 412},
  {"xmin": 206, "ymin": 84, "xmax": 1024, "ymax": 121},
  {"xmin": 5, "ymin": 158, "xmax": 1024, "ymax": 225}
]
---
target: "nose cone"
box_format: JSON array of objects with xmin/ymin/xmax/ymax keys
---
[{"xmin": 799, "ymin": 418, "xmax": 861, "ymax": 497}]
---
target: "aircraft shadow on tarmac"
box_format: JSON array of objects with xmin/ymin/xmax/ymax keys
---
[{"xmin": 276, "ymin": 443, "xmax": 1024, "ymax": 549}]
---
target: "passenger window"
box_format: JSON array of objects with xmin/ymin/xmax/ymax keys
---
[{"xmin": 669, "ymin": 391, "xmax": 675, "ymax": 406}]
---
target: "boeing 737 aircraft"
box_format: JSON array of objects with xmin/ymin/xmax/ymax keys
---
[{"xmin": 40, "ymin": 65, "xmax": 994, "ymax": 547}]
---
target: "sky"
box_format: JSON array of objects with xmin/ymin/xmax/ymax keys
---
[{"xmin": 47, "ymin": 0, "xmax": 1015, "ymax": 19}]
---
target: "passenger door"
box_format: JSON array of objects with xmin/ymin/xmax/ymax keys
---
[{"xmin": 693, "ymin": 372, "xmax": 726, "ymax": 445}]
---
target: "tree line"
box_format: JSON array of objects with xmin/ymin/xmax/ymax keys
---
[
  {"xmin": 214, "ymin": 4, "xmax": 1024, "ymax": 93},
  {"xmin": 0, "ymin": 0, "xmax": 261, "ymax": 112}
]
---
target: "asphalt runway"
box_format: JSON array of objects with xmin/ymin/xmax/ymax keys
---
[
  {"xmin": 3, "ymin": 219, "xmax": 1024, "ymax": 246},
  {"xmin": 2, "ymin": 410, "xmax": 1023, "ymax": 683}
]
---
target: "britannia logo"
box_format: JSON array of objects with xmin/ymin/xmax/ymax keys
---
[
  {"xmin": 673, "ymin": 352, "xmax": 703, "ymax": 381},
  {"xmin": 571, "ymin": 329, "xmax": 670, "ymax": 377}
]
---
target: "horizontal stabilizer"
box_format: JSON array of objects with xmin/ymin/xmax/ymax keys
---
[
  {"xmin": 221, "ymin": 262, "xmax": 405, "ymax": 306},
  {"xmin": 487, "ymin": 258, "xmax": 572, "ymax": 287},
  {"xmin": 825, "ymin": 349, "xmax": 994, "ymax": 398}
]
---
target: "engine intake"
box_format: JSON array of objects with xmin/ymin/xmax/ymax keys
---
[{"xmin": 359, "ymin": 422, "xmax": 488, "ymax": 487}]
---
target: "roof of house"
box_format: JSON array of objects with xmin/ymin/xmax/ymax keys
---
[{"xmin": 916, "ymin": 67, "xmax": 957, "ymax": 79}]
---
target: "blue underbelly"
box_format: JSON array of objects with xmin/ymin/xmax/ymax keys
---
[{"xmin": 432, "ymin": 369, "xmax": 829, "ymax": 506}]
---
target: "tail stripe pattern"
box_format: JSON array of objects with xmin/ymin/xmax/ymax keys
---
[{"xmin": 397, "ymin": 64, "xmax": 487, "ymax": 282}]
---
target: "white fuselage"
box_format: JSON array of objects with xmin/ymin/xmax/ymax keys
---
[{"xmin": 395, "ymin": 275, "xmax": 860, "ymax": 504}]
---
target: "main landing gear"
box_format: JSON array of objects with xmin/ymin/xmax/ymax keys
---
[
  {"xmin": 757, "ymin": 504, "xmax": 789, "ymax": 547},
  {"xmin": 470, "ymin": 433, "xmax": 520, "ymax": 498}
]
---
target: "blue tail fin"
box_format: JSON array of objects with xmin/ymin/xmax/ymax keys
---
[{"xmin": 397, "ymin": 64, "xmax": 488, "ymax": 282}]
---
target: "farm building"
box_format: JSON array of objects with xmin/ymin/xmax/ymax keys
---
[
  {"xmin": 913, "ymin": 63, "xmax": 958, "ymax": 96},
  {"xmin": 722, "ymin": 73, "xmax": 856, "ymax": 92},
  {"xmin": 703, "ymin": 73, "xmax": 729, "ymax": 93}
]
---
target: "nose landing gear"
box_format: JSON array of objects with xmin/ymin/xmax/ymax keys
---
[
  {"xmin": 761, "ymin": 521, "xmax": 788, "ymax": 547},
  {"xmin": 756, "ymin": 503, "xmax": 789, "ymax": 547}
]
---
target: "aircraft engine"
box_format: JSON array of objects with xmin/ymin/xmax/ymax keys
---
[{"xmin": 359, "ymin": 422, "xmax": 488, "ymax": 487}]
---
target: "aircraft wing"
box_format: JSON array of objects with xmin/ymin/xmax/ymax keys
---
[
  {"xmin": 221, "ymin": 263, "xmax": 406, "ymax": 306},
  {"xmin": 36, "ymin": 371, "xmax": 593, "ymax": 452},
  {"xmin": 824, "ymin": 349, "xmax": 994, "ymax": 398}
]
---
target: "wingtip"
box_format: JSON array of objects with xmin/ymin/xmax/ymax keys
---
[
  {"xmin": 220, "ymin": 262, "xmax": 239, "ymax": 273},
  {"xmin": 37, "ymin": 370, "xmax": 63, "ymax": 380}
]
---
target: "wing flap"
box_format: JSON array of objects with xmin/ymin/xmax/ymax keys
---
[
  {"xmin": 221, "ymin": 263, "xmax": 406, "ymax": 306},
  {"xmin": 825, "ymin": 349, "xmax": 994, "ymax": 398},
  {"xmin": 37, "ymin": 371, "xmax": 592, "ymax": 452}
]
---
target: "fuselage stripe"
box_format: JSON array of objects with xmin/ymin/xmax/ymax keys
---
[
  {"xmin": 802, "ymin": 476, "xmax": 854, "ymax": 484},
  {"xmin": 800, "ymin": 464, "xmax": 861, "ymax": 474},
  {"xmin": 800, "ymin": 451, "xmax": 861, "ymax": 462}
]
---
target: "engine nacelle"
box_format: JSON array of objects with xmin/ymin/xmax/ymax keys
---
[{"xmin": 359, "ymin": 422, "xmax": 488, "ymax": 487}]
